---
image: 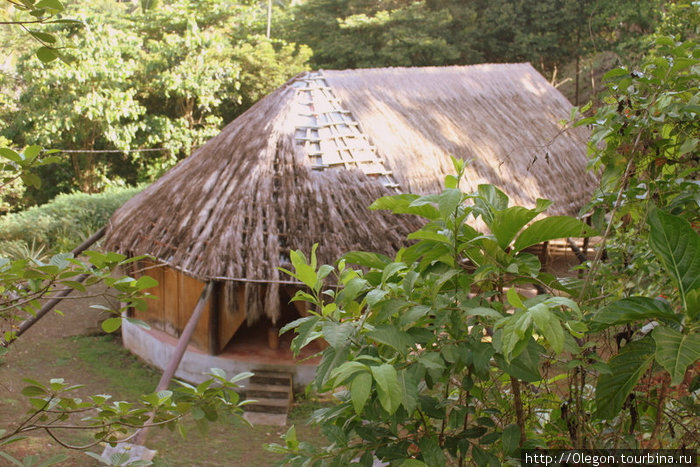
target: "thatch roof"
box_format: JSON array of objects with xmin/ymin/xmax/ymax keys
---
[{"xmin": 104, "ymin": 63, "xmax": 597, "ymax": 323}]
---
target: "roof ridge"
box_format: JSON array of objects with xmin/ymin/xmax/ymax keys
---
[{"xmin": 292, "ymin": 71, "xmax": 400, "ymax": 191}]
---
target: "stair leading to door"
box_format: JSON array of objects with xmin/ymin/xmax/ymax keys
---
[{"xmin": 242, "ymin": 370, "xmax": 293, "ymax": 426}]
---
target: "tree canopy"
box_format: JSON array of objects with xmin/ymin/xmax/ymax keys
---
[
  {"xmin": 0, "ymin": 0, "xmax": 685, "ymax": 205},
  {"xmin": 0, "ymin": 0, "xmax": 698, "ymax": 465},
  {"xmin": 280, "ymin": 0, "xmax": 664, "ymax": 77},
  {"xmin": 1, "ymin": 0, "xmax": 310, "ymax": 203}
]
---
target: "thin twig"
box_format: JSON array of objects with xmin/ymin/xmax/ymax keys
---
[{"xmin": 0, "ymin": 19, "xmax": 48, "ymax": 25}]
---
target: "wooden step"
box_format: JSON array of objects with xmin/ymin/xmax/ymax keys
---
[
  {"xmin": 249, "ymin": 370, "xmax": 292, "ymax": 386},
  {"xmin": 244, "ymin": 383, "xmax": 292, "ymax": 400},
  {"xmin": 244, "ymin": 397, "xmax": 290, "ymax": 414},
  {"xmin": 243, "ymin": 369, "xmax": 294, "ymax": 425}
]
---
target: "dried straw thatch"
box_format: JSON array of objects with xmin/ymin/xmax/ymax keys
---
[{"xmin": 104, "ymin": 63, "xmax": 597, "ymax": 323}]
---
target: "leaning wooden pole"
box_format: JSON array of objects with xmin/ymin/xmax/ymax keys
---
[
  {"xmin": 133, "ymin": 281, "xmax": 214, "ymax": 445},
  {"xmin": 70, "ymin": 226, "xmax": 107, "ymax": 256},
  {"xmin": 0, "ymin": 227, "xmax": 106, "ymax": 347}
]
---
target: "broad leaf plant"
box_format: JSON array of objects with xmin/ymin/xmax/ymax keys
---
[{"xmin": 272, "ymin": 158, "xmax": 597, "ymax": 466}]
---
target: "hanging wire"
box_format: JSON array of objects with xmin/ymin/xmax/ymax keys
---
[{"xmin": 55, "ymin": 148, "xmax": 171, "ymax": 154}]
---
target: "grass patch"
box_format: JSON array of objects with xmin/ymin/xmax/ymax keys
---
[
  {"xmin": 2, "ymin": 330, "xmax": 324, "ymax": 466},
  {"xmin": 73, "ymin": 334, "xmax": 160, "ymax": 398}
]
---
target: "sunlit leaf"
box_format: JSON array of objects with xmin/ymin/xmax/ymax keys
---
[
  {"xmin": 370, "ymin": 364, "xmax": 402, "ymax": 414},
  {"xmin": 101, "ymin": 317, "xmax": 122, "ymax": 333},
  {"xmin": 514, "ymin": 216, "xmax": 596, "ymax": 252},
  {"xmin": 350, "ymin": 371, "xmax": 372, "ymax": 414}
]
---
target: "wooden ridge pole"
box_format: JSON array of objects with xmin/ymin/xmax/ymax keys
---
[{"xmin": 71, "ymin": 226, "xmax": 107, "ymax": 256}]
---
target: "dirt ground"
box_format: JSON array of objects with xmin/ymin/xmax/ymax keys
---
[{"xmin": 0, "ymin": 287, "xmax": 319, "ymax": 466}]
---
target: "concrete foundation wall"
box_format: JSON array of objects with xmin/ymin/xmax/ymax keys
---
[{"xmin": 121, "ymin": 318, "xmax": 317, "ymax": 393}]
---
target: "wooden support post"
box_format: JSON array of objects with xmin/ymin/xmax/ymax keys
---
[
  {"xmin": 0, "ymin": 227, "xmax": 106, "ymax": 347},
  {"xmin": 133, "ymin": 281, "xmax": 214, "ymax": 445},
  {"xmin": 538, "ymin": 241, "xmax": 550, "ymax": 269},
  {"xmin": 267, "ymin": 327, "xmax": 280, "ymax": 350},
  {"xmin": 582, "ymin": 216, "xmax": 592, "ymax": 257},
  {"xmin": 567, "ymin": 238, "xmax": 588, "ymax": 264}
]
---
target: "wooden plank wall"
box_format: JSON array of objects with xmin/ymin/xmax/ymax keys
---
[
  {"xmin": 162, "ymin": 266, "xmax": 180, "ymax": 336},
  {"xmin": 177, "ymin": 273, "xmax": 212, "ymax": 350},
  {"xmin": 131, "ymin": 261, "xmax": 165, "ymax": 330},
  {"xmin": 131, "ymin": 261, "xmax": 249, "ymax": 354},
  {"xmin": 133, "ymin": 260, "xmax": 211, "ymax": 352},
  {"xmin": 217, "ymin": 283, "xmax": 247, "ymax": 353}
]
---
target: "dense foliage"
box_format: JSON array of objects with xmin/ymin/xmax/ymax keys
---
[
  {"xmin": 1, "ymin": 0, "xmax": 310, "ymax": 203},
  {"xmin": 1, "ymin": 5, "xmax": 257, "ymax": 466},
  {"xmin": 0, "ymin": 186, "xmax": 142, "ymax": 256},
  {"xmin": 272, "ymin": 165, "xmax": 599, "ymax": 465},
  {"xmin": 1, "ymin": 0, "xmax": 698, "ymax": 465},
  {"xmin": 279, "ymin": 0, "xmax": 664, "ymax": 87},
  {"xmin": 270, "ymin": 14, "xmax": 699, "ymax": 464}
]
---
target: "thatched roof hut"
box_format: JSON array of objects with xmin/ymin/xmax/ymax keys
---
[{"xmin": 104, "ymin": 63, "xmax": 597, "ymax": 353}]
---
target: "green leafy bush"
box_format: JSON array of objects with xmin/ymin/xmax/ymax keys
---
[
  {"xmin": 0, "ymin": 186, "xmax": 143, "ymax": 254},
  {"xmin": 270, "ymin": 34, "xmax": 700, "ymax": 462},
  {"xmin": 271, "ymin": 159, "xmax": 599, "ymax": 465}
]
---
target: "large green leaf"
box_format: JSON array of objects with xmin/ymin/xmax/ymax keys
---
[
  {"xmin": 477, "ymin": 184, "xmax": 510, "ymax": 211},
  {"xmin": 471, "ymin": 341, "xmax": 495, "ymax": 376},
  {"xmin": 495, "ymin": 340, "xmax": 542, "ymax": 382},
  {"xmin": 513, "ymin": 216, "xmax": 596, "ymax": 252},
  {"xmin": 0, "ymin": 147, "xmax": 22, "ymax": 163},
  {"xmin": 285, "ymin": 316, "xmax": 320, "ymax": 354},
  {"xmin": 589, "ymin": 296, "xmax": 680, "ymax": 332},
  {"xmin": 653, "ymin": 326, "xmax": 700, "ymax": 385},
  {"xmin": 418, "ymin": 437, "xmax": 446, "ymax": 467},
  {"xmin": 370, "ymin": 194, "xmax": 439, "ymax": 219},
  {"xmin": 367, "ymin": 325, "xmax": 415, "ymax": 355},
  {"xmin": 438, "ymin": 188, "xmax": 463, "ymax": 218},
  {"xmin": 316, "ymin": 346, "xmax": 350, "ymax": 389},
  {"xmin": 370, "ymin": 364, "xmax": 402, "ymax": 414},
  {"xmin": 648, "ymin": 209, "xmax": 700, "ymax": 298},
  {"xmin": 322, "ymin": 321, "xmax": 354, "ymax": 349},
  {"xmin": 286, "ymin": 249, "xmax": 317, "ymax": 289},
  {"xmin": 490, "ymin": 200, "xmax": 551, "ymax": 249},
  {"xmin": 507, "ymin": 288, "xmax": 526, "ymax": 309},
  {"xmin": 36, "ymin": 0, "xmax": 65, "ymax": 11},
  {"xmin": 337, "ymin": 277, "xmax": 370, "ymax": 305},
  {"xmin": 501, "ymin": 424, "xmax": 521, "ymax": 456},
  {"xmin": 101, "ymin": 317, "xmax": 122, "ymax": 333},
  {"xmin": 341, "ymin": 251, "xmax": 391, "ymax": 269},
  {"xmin": 529, "ymin": 303, "xmax": 565, "ymax": 355},
  {"xmin": 330, "ymin": 361, "xmax": 367, "ymax": 386},
  {"xmin": 36, "ymin": 46, "xmax": 59, "ymax": 63},
  {"xmin": 499, "ymin": 311, "xmax": 532, "ymax": 361},
  {"xmin": 594, "ymin": 337, "xmax": 655, "ymax": 420},
  {"xmin": 350, "ymin": 371, "xmax": 372, "ymax": 414},
  {"xmin": 397, "ymin": 368, "xmax": 419, "ymax": 413},
  {"xmin": 686, "ymin": 289, "xmax": 700, "ymax": 322}
]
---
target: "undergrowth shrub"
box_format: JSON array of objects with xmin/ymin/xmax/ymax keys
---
[{"xmin": 0, "ymin": 185, "xmax": 143, "ymax": 255}]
